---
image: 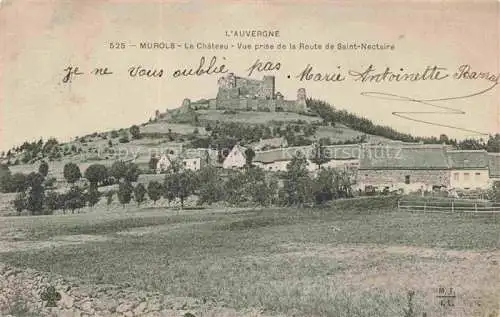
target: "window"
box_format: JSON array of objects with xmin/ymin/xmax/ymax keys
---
[
  {"xmin": 405, "ymin": 175, "xmax": 410, "ymax": 184},
  {"xmin": 453, "ymin": 173, "xmax": 459, "ymax": 181},
  {"xmin": 463, "ymin": 173, "xmax": 470, "ymax": 181},
  {"xmin": 475, "ymin": 172, "xmax": 481, "ymax": 176}
]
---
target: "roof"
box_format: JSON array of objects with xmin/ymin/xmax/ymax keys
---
[
  {"xmin": 446, "ymin": 150, "xmax": 489, "ymax": 169},
  {"xmin": 249, "ymin": 137, "xmax": 287, "ymax": 150},
  {"xmin": 359, "ymin": 144, "xmax": 449, "ymax": 170},
  {"xmin": 254, "ymin": 146, "xmax": 310, "ymax": 163},
  {"xmin": 323, "ymin": 144, "xmax": 361, "ymax": 160},
  {"xmin": 488, "ymin": 153, "xmax": 500, "ymax": 178}
]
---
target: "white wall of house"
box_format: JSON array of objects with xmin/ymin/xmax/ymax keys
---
[
  {"xmin": 322, "ymin": 159, "xmax": 359, "ymax": 169},
  {"xmin": 257, "ymin": 160, "xmax": 290, "ymax": 172},
  {"xmin": 156, "ymin": 155, "xmax": 171, "ymax": 174},
  {"xmin": 182, "ymin": 158, "xmax": 202, "ymax": 171},
  {"xmin": 449, "ymin": 169, "xmax": 490, "ymax": 189},
  {"xmin": 223, "ymin": 146, "xmax": 246, "ymax": 169}
]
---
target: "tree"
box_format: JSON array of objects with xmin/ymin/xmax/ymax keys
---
[
  {"xmin": 245, "ymin": 167, "xmax": 275, "ymax": 206},
  {"xmin": 129, "ymin": 125, "xmax": 141, "ymax": 139},
  {"xmin": 124, "ymin": 163, "xmax": 140, "ymax": 182},
  {"xmin": 110, "ymin": 161, "xmax": 128, "ymax": 180},
  {"xmin": 134, "ymin": 183, "xmax": 147, "ymax": 205},
  {"xmin": 106, "ymin": 190, "xmax": 114, "ymax": 208},
  {"xmin": 64, "ymin": 186, "xmax": 86, "ymax": 213},
  {"xmin": 86, "ymin": 184, "xmax": 101, "ymax": 207},
  {"xmin": 244, "ymin": 148, "xmax": 256, "ymax": 168},
  {"xmin": 313, "ymin": 168, "xmax": 337, "ymax": 204},
  {"xmin": 310, "ymin": 142, "xmax": 330, "ymax": 169},
  {"xmin": 117, "ymin": 181, "xmax": 133, "ymax": 207},
  {"xmin": 45, "ymin": 191, "xmax": 62, "ymax": 212},
  {"xmin": 38, "ymin": 161, "xmax": 49, "ymax": 177},
  {"xmin": 196, "ymin": 166, "xmax": 224, "ymax": 205},
  {"xmin": 63, "ymin": 162, "xmax": 81, "ymax": 184},
  {"xmin": 283, "ymin": 154, "xmax": 314, "ymax": 206},
  {"xmin": 26, "ymin": 172, "xmax": 45, "ymax": 214},
  {"xmin": 10, "ymin": 173, "xmax": 28, "ymax": 192},
  {"xmin": 163, "ymin": 162, "xmax": 196, "ymax": 209},
  {"xmin": 84, "ymin": 164, "xmax": 108, "ymax": 186},
  {"xmin": 148, "ymin": 155, "xmax": 159, "ymax": 171},
  {"xmin": 147, "ymin": 181, "xmax": 163, "ymax": 205},
  {"xmin": 13, "ymin": 192, "xmax": 26, "ymax": 213},
  {"xmin": 0, "ymin": 164, "xmax": 12, "ymax": 193}
]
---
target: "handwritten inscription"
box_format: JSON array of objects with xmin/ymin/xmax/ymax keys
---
[
  {"xmin": 247, "ymin": 59, "xmax": 281, "ymax": 77},
  {"xmin": 172, "ymin": 56, "xmax": 228, "ymax": 78}
]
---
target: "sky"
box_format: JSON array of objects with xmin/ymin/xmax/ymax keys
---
[{"xmin": 0, "ymin": 0, "xmax": 499, "ymax": 151}]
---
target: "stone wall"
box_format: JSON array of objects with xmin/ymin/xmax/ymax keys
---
[
  {"xmin": 357, "ymin": 169, "xmax": 450, "ymax": 188},
  {"xmin": 0, "ymin": 263, "xmax": 264, "ymax": 317}
]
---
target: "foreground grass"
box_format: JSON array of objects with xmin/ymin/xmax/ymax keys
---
[{"xmin": 1, "ymin": 205, "xmax": 499, "ymax": 316}]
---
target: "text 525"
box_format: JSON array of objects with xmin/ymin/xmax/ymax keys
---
[{"xmin": 109, "ymin": 42, "xmax": 126, "ymax": 49}]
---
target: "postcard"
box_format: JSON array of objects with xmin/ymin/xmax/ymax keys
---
[{"xmin": 0, "ymin": 1, "xmax": 499, "ymax": 317}]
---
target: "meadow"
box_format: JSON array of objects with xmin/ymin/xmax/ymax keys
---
[{"xmin": 0, "ymin": 201, "xmax": 498, "ymax": 317}]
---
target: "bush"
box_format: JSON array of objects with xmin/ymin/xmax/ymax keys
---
[
  {"xmin": 45, "ymin": 191, "xmax": 62, "ymax": 212},
  {"xmin": 13, "ymin": 192, "xmax": 26, "ymax": 213},
  {"xmin": 118, "ymin": 135, "xmax": 130, "ymax": 143},
  {"xmin": 63, "ymin": 186, "xmax": 86, "ymax": 213}
]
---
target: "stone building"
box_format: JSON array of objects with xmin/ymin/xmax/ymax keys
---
[
  {"xmin": 447, "ymin": 150, "xmax": 490, "ymax": 190},
  {"xmin": 357, "ymin": 144, "xmax": 451, "ymax": 193},
  {"xmin": 215, "ymin": 73, "xmax": 308, "ymax": 113},
  {"xmin": 357, "ymin": 144, "xmax": 493, "ymax": 192}
]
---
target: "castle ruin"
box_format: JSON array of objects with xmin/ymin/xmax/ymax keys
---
[{"xmin": 215, "ymin": 73, "xmax": 307, "ymax": 112}]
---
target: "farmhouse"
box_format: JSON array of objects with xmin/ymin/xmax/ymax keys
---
[
  {"xmin": 447, "ymin": 150, "xmax": 490, "ymax": 190},
  {"xmin": 253, "ymin": 144, "xmax": 361, "ymax": 172},
  {"xmin": 252, "ymin": 147, "xmax": 314, "ymax": 172},
  {"xmin": 357, "ymin": 144, "xmax": 450, "ymax": 193},
  {"xmin": 156, "ymin": 148, "xmax": 217, "ymax": 172},
  {"xmin": 222, "ymin": 144, "xmax": 248, "ymax": 169},
  {"xmin": 488, "ymin": 153, "xmax": 500, "ymax": 181},
  {"xmin": 357, "ymin": 144, "xmax": 495, "ymax": 192}
]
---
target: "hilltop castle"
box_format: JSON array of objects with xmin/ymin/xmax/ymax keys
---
[
  {"xmin": 215, "ymin": 73, "xmax": 307, "ymax": 112},
  {"xmin": 179, "ymin": 74, "xmax": 308, "ymax": 113}
]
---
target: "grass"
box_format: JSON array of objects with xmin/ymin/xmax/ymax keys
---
[{"xmin": 1, "ymin": 205, "xmax": 499, "ymax": 316}]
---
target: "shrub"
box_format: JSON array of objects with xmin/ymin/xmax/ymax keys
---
[
  {"xmin": 118, "ymin": 135, "xmax": 130, "ymax": 143},
  {"xmin": 63, "ymin": 186, "xmax": 86, "ymax": 213},
  {"xmin": 13, "ymin": 192, "xmax": 26, "ymax": 213}
]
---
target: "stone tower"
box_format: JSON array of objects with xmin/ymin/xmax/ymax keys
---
[
  {"xmin": 262, "ymin": 76, "xmax": 275, "ymax": 99},
  {"xmin": 296, "ymin": 88, "xmax": 307, "ymax": 112}
]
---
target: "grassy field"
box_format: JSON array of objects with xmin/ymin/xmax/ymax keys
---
[
  {"xmin": 0, "ymin": 204, "xmax": 499, "ymax": 317},
  {"xmin": 196, "ymin": 110, "xmax": 322, "ymax": 124}
]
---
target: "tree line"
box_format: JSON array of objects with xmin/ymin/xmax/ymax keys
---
[
  {"xmin": 2, "ymin": 150, "xmax": 354, "ymax": 214},
  {"xmin": 306, "ymin": 98, "xmax": 500, "ymax": 152}
]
